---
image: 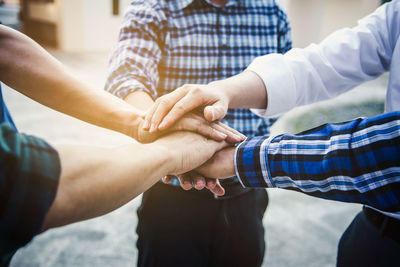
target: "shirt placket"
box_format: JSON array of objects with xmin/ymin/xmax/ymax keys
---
[{"xmin": 215, "ymin": 7, "xmax": 231, "ymax": 79}]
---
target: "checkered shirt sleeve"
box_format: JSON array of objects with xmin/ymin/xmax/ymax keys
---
[{"xmin": 235, "ymin": 111, "xmax": 400, "ymax": 212}]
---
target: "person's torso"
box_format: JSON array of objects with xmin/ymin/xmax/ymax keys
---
[
  {"xmin": 386, "ymin": 33, "xmax": 400, "ymax": 114},
  {"xmin": 156, "ymin": 0, "xmax": 290, "ymax": 137}
]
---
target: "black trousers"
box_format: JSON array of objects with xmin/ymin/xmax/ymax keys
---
[
  {"xmin": 136, "ymin": 182, "xmax": 268, "ymax": 267},
  {"xmin": 337, "ymin": 208, "xmax": 400, "ymax": 267}
]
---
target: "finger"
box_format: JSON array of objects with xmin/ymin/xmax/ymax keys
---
[
  {"xmin": 170, "ymin": 115, "xmax": 228, "ymax": 141},
  {"xmin": 212, "ymin": 123, "xmax": 245, "ymax": 143},
  {"xmin": 215, "ymin": 121, "xmax": 247, "ymax": 140},
  {"xmin": 158, "ymin": 92, "xmax": 208, "ymax": 131},
  {"xmin": 161, "ymin": 175, "xmax": 173, "ymax": 184},
  {"xmin": 145, "ymin": 87, "xmax": 189, "ymax": 131},
  {"xmin": 149, "ymin": 90, "xmax": 187, "ymax": 132},
  {"xmin": 143, "ymin": 101, "xmax": 160, "ymax": 131},
  {"xmin": 177, "ymin": 173, "xmax": 193, "ymax": 191},
  {"xmin": 205, "ymin": 178, "xmax": 217, "ymax": 190},
  {"xmin": 211, "ymin": 179, "xmax": 225, "ymax": 196},
  {"xmin": 204, "ymin": 101, "xmax": 228, "ymax": 122},
  {"xmin": 193, "ymin": 173, "xmax": 206, "ymax": 190}
]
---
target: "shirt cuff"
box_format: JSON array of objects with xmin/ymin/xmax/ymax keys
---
[
  {"xmin": 246, "ymin": 53, "xmax": 297, "ymax": 117},
  {"xmin": 234, "ymin": 136, "xmax": 276, "ymax": 188}
]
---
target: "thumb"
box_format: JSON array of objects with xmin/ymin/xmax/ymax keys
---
[{"xmin": 204, "ymin": 101, "xmax": 228, "ymax": 122}]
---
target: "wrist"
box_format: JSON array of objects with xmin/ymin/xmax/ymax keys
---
[
  {"xmin": 208, "ymin": 80, "xmax": 232, "ymax": 106},
  {"xmin": 145, "ymin": 142, "xmax": 175, "ymax": 174}
]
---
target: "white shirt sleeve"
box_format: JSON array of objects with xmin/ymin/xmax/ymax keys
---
[{"xmin": 247, "ymin": 2, "xmax": 399, "ymax": 117}]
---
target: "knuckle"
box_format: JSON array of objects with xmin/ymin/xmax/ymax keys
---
[
  {"xmin": 193, "ymin": 119, "xmax": 203, "ymax": 129},
  {"xmin": 174, "ymin": 103, "xmax": 186, "ymax": 112},
  {"xmin": 191, "ymin": 86, "xmax": 202, "ymax": 94},
  {"xmin": 181, "ymin": 84, "xmax": 192, "ymax": 91},
  {"xmin": 158, "ymin": 98, "xmax": 170, "ymax": 107}
]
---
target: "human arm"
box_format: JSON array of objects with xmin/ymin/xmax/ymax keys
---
[
  {"xmin": 196, "ymin": 111, "xmax": 400, "ymax": 212},
  {"xmin": 43, "ymin": 131, "xmax": 229, "ymax": 230},
  {"xmin": 248, "ymin": 1, "xmax": 399, "ymax": 117},
  {"xmin": 0, "ymin": 25, "xmax": 144, "ymax": 139},
  {"xmin": 145, "ymin": 1, "xmax": 399, "ymax": 128},
  {"xmin": 0, "ymin": 123, "xmax": 228, "ymax": 259},
  {"xmin": 105, "ymin": 4, "xmax": 243, "ymax": 143}
]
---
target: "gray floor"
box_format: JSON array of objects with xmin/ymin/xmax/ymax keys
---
[{"xmin": 6, "ymin": 51, "xmax": 387, "ymax": 267}]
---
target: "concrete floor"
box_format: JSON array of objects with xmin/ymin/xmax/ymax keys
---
[{"xmin": 5, "ymin": 50, "xmax": 387, "ymax": 267}]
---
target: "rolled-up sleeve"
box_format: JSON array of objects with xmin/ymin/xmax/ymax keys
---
[
  {"xmin": 105, "ymin": 2, "xmax": 166, "ymax": 100},
  {"xmin": 249, "ymin": 1, "xmax": 399, "ymax": 117},
  {"xmin": 0, "ymin": 123, "xmax": 61, "ymax": 264}
]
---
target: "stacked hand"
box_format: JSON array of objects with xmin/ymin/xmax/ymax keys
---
[
  {"xmin": 144, "ymin": 83, "xmax": 230, "ymax": 132},
  {"xmin": 142, "ymin": 83, "xmax": 239, "ymax": 195},
  {"xmin": 134, "ymin": 109, "xmax": 244, "ymax": 144}
]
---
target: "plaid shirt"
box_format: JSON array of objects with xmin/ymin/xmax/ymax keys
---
[
  {"xmin": 235, "ymin": 111, "xmax": 400, "ymax": 213},
  {"xmin": 0, "ymin": 123, "xmax": 60, "ymax": 266},
  {"xmin": 105, "ymin": 0, "xmax": 291, "ymax": 138}
]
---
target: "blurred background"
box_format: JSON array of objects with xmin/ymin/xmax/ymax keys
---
[{"xmin": 0, "ymin": 0, "xmax": 389, "ymax": 266}]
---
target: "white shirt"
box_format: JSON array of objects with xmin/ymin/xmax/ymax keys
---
[{"xmin": 247, "ymin": 1, "xmax": 400, "ymax": 219}]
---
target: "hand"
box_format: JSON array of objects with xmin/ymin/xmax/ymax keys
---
[
  {"xmin": 164, "ymin": 146, "xmax": 236, "ymax": 196},
  {"xmin": 150, "ymin": 131, "xmax": 232, "ymax": 175},
  {"xmin": 143, "ymin": 83, "xmax": 230, "ymax": 133},
  {"xmin": 196, "ymin": 147, "xmax": 236, "ymax": 178},
  {"xmin": 162, "ymin": 174, "xmax": 226, "ymax": 196},
  {"xmin": 135, "ymin": 111, "xmax": 245, "ymax": 143}
]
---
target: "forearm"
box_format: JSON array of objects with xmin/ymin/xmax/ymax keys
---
[
  {"xmin": 235, "ymin": 112, "xmax": 400, "ymax": 212},
  {"xmin": 42, "ymin": 130, "xmax": 229, "ymax": 230},
  {"xmin": 124, "ymin": 91, "xmax": 155, "ymax": 111},
  {"xmin": 209, "ymin": 70, "xmax": 267, "ymax": 110},
  {"xmin": 0, "ymin": 25, "xmax": 141, "ymax": 137},
  {"xmin": 247, "ymin": 3, "xmax": 398, "ymax": 117},
  {"xmin": 42, "ymin": 142, "xmax": 170, "ymax": 230}
]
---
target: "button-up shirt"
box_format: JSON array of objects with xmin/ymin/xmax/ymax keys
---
[
  {"xmin": 236, "ymin": 1, "xmax": 400, "ymax": 218},
  {"xmin": 105, "ymin": 0, "xmax": 291, "ymax": 138}
]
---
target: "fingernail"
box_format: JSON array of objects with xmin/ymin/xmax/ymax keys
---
[
  {"xmin": 217, "ymin": 131, "xmax": 227, "ymax": 139},
  {"xmin": 149, "ymin": 124, "xmax": 156, "ymax": 133},
  {"xmin": 233, "ymin": 134, "xmax": 243, "ymax": 141},
  {"xmin": 158, "ymin": 121, "xmax": 166, "ymax": 130},
  {"xmin": 207, "ymin": 181, "xmax": 216, "ymax": 189},
  {"xmin": 210, "ymin": 109, "xmax": 215, "ymax": 121},
  {"xmin": 143, "ymin": 120, "xmax": 150, "ymax": 129}
]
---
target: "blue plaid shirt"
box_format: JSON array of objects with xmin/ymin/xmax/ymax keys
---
[
  {"xmin": 235, "ymin": 111, "xmax": 400, "ymax": 213},
  {"xmin": 105, "ymin": 0, "xmax": 291, "ymax": 185}
]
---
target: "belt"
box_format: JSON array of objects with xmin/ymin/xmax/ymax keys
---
[{"xmin": 363, "ymin": 207, "xmax": 400, "ymax": 243}]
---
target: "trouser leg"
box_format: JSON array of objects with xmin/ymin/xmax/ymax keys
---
[
  {"xmin": 337, "ymin": 210, "xmax": 400, "ymax": 267},
  {"xmin": 136, "ymin": 183, "xmax": 268, "ymax": 267}
]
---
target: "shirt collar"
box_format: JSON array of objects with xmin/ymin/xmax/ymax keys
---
[{"xmin": 167, "ymin": 0, "xmax": 243, "ymax": 11}]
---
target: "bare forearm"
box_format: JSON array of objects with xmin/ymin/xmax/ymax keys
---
[
  {"xmin": 0, "ymin": 25, "xmax": 141, "ymax": 137},
  {"xmin": 42, "ymin": 143, "xmax": 170, "ymax": 230},
  {"xmin": 124, "ymin": 91, "xmax": 155, "ymax": 111},
  {"xmin": 42, "ymin": 131, "xmax": 228, "ymax": 230},
  {"xmin": 209, "ymin": 70, "xmax": 267, "ymax": 109}
]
